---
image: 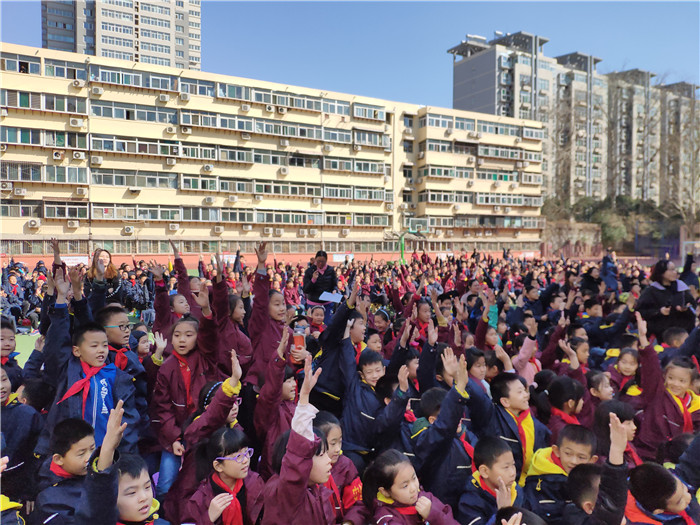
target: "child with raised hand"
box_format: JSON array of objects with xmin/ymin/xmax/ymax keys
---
[
  {"xmin": 634, "ymin": 311, "xmax": 700, "ymax": 460},
  {"xmin": 412, "ymin": 349, "xmax": 474, "ymax": 512},
  {"xmin": 169, "ymin": 239, "xmax": 204, "ymax": 321},
  {"xmin": 362, "ymin": 448, "xmax": 459, "ymax": 525},
  {"xmin": 609, "ymin": 347, "xmax": 645, "ymax": 412},
  {"xmin": 562, "ymin": 413, "xmax": 630, "ymax": 525},
  {"xmin": 150, "ymin": 261, "xmax": 190, "ymax": 353},
  {"xmin": 34, "ymin": 266, "xmax": 139, "ymax": 457},
  {"xmin": 593, "ymin": 400, "xmax": 642, "ymax": 468},
  {"xmin": 253, "ymin": 329, "xmax": 298, "ymax": 479},
  {"xmin": 530, "ymin": 374, "xmax": 585, "ymax": 445},
  {"xmin": 260, "ymin": 355, "xmax": 336, "ymax": 525}
]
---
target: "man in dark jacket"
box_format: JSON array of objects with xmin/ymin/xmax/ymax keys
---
[{"xmin": 303, "ymin": 250, "xmax": 338, "ymax": 324}]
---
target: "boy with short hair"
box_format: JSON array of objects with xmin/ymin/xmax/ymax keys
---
[
  {"xmin": 1, "ymin": 317, "xmax": 23, "ymax": 391},
  {"xmin": 523, "ymin": 424, "xmax": 598, "ymax": 525},
  {"xmin": 456, "ymin": 435, "xmax": 524, "ymax": 525}
]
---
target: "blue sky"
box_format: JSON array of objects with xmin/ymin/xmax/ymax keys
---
[{"xmin": 2, "ymin": 1, "xmax": 698, "ymax": 107}]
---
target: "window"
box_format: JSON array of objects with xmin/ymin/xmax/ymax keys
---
[
  {"xmin": 45, "ymin": 131, "xmax": 87, "ymax": 149},
  {"xmin": 141, "ymin": 2, "xmax": 170, "ymax": 14},
  {"xmin": 97, "ymin": 68, "xmax": 142, "ymax": 87},
  {"xmin": 323, "ymin": 158, "xmax": 353, "ymax": 172},
  {"xmin": 324, "ymin": 129, "xmax": 352, "ymax": 144},
  {"xmin": 176, "ymin": 12, "xmax": 184, "ymax": 19},
  {"xmin": 44, "ymin": 94, "xmax": 87, "ymax": 114},
  {"xmin": 47, "ymin": 20, "xmax": 74, "ymax": 29},
  {"xmin": 101, "ymin": 49, "xmax": 134, "ymax": 61},
  {"xmin": 180, "ymin": 78, "xmax": 214, "ymax": 96},
  {"xmin": 45, "ymin": 166, "xmax": 88, "ymax": 184},
  {"xmin": 454, "ymin": 117, "xmax": 475, "ymax": 131},
  {"xmin": 0, "ymin": 201, "xmax": 41, "ymax": 219},
  {"xmin": 189, "ymin": 44, "xmax": 200, "ymax": 51},
  {"xmin": 0, "ymin": 162, "xmax": 42, "ymax": 182},
  {"xmin": 188, "ymin": 32, "xmax": 200, "ymax": 40},
  {"xmin": 322, "ymin": 99, "xmax": 350, "ymax": 115},
  {"xmin": 101, "ymin": 8, "xmax": 133, "ymax": 20},
  {"xmin": 0, "ymin": 127, "xmax": 41, "ymax": 145},
  {"xmin": 44, "ymin": 202, "xmax": 88, "ymax": 219},
  {"xmin": 140, "ymin": 29, "xmax": 171, "ymax": 41},
  {"xmin": 175, "ymin": 37, "xmax": 184, "ymax": 45},
  {"xmin": 1, "ymin": 90, "xmax": 41, "ymax": 110},
  {"xmin": 176, "ymin": 50, "xmax": 184, "ymax": 58},
  {"xmin": 176, "ymin": 25, "xmax": 184, "ymax": 32},
  {"xmin": 91, "ymin": 169, "xmax": 177, "ymax": 189},
  {"xmin": 353, "ymin": 103, "xmax": 385, "ymax": 121},
  {"xmin": 101, "ymin": 22, "xmax": 133, "ymax": 34},
  {"xmin": 141, "ymin": 16, "xmax": 170, "ymax": 28},
  {"xmin": 403, "ymin": 140, "xmax": 413, "ymax": 153},
  {"xmin": 189, "ymin": 20, "xmax": 200, "ymax": 28},
  {"xmin": 91, "ymin": 101, "xmax": 176, "ymax": 124},
  {"xmin": 101, "ymin": 35, "xmax": 133, "ymax": 48},
  {"xmin": 46, "ymin": 6, "xmax": 72, "ymax": 16},
  {"xmin": 354, "ymin": 130, "xmax": 389, "ymax": 148},
  {"xmin": 426, "ymin": 114, "xmax": 453, "ymax": 128}
]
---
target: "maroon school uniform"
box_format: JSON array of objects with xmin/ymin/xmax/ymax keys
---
[
  {"xmin": 635, "ymin": 343, "xmax": 700, "ymax": 460},
  {"xmin": 163, "ymin": 380, "xmax": 241, "ymax": 524},
  {"xmin": 371, "ymin": 491, "xmax": 459, "ymax": 525},
  {"xmin": 152, "ymin": 279, "xmax": 182, "ymax": 354},
  {"xmin": 209, "ymin": 278, "xmax": 254, "ymax": 376},
  {"xmin": 253, "ymin": 355, "xmax": 296, "ymax": 480},
  {"xmin": 174, "ymin": 257, "xmax": 202, "ymax": 321},
  {"xmin": 246, "ymin": 271, "xmax": 293, "ymax": 388},
  {"xmin": 260, "ymin": 430, "xmax": 335, "ymax": 525},
  {"xmin": 183, "ymin": 471, "xmax": 264, "ymax": 525},
  {"xmin": 608, "ymin": 365, "xmax": 646, "ymax": 413},
  {"xmin": 327, "ymin": 454, "xmax": 365, "ymax": 524}
]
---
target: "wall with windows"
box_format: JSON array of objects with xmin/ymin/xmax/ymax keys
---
[{"xmin": 1, "ymin": 43, "xmax": 543, "ymax": 260}]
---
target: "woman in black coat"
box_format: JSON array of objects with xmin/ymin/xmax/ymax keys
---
[{"xmin": 636, "ymin": 259, "xmax": 696, "ymax": 340}]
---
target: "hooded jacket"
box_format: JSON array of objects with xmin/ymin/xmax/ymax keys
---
[{"xmin": 523, "ymin": 447, "xmax": 569, "ymax": 525}]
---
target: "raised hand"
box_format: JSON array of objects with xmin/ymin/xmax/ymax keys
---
[
  {"xmin": 193, "ymin": 281, "xmax": 211, "ymax": 314},
  {"xmin": 239, "ymin": 273, "xmax": 251, "ymax": 296},
  {"xmin": 440, "ymin": 346, "xmax": 459, "ymax": 383},
  {"xmin": 50, "ymin": 237, "xmax": 61, "ymax": 265},
  {"xmin": 398, "ymin": 364, "xmax": 409, "ymax": 393},
  {"xmin": 299, "ymin": 354, "xmax": 321, "ymax": 404},
  {"xmin": 427, "ymin": 319, "xmax": 438, "ymax": 346},
  {"xmin": 608, "ymin": 412, "xmax": 627, "ymax": 466},
  {"xmin": 34, "ymin": 335, "xmax": 45, "ymax": 353},
  {"xmin": 494, "ymin": 344, "xmax": 514, "ymax": 371},
  {"xmin": 153, "ymin": 332, "xmax": 167, "ymax": 359},
  {"xmin": 97, "ymin": 400, "xmax": 127, "ymax": 471},
  {"xmin": 501, "ymin": 512, "xmax": 523, "ymax": 525},
  {"xmin": 215, "ymin": 253, "xmax": 225, "ymax": 283},
  {"xmin": 230, "ymin": 349, "xmax": 243, "ymax": 385},
  {"xmin": 453, "ymin": 323, "xmax": 462, "ymax": 348},
  {"xmin": 169, "ymin": 239, "xmax": 180, "ymax": 259},
  {"xmin": 54, "ymin": 268, "xmax": 71, "ymax": 303},
  {"xmin": 254, "ymin": 241, "xmax": 268, "ymax": 269},
  {"xmin": 276, "ymin": 329, "xmax": 289, "ymax": 360},
  {"xmin": 635, "ymin": 311, "xmax": 649, "ymax": 347},
  {"xmin": 558, "ymin": 339, "xmax": 579, "ymax": 369},
  {"xmin": 149, "ymin": 260, "xmax": 165, "ymax": 280},
  {"xmin": 454, "ymin": 354, "xmax": 469, "ymax": 392},
  {"xmin": 68, "ymin": 265, "xmax": 84, "ymax": 300}
]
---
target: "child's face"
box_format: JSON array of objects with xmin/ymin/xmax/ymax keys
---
[
  {"xmin": 485, "ymin": 327, "xmax": 499, "ymax": 347},
  {"xmin": 550, "ymin": 297, "xmax": 563, "ymax": 311},
  {"xmin": 282, "ymin": 376, "xmax": 296, "ymax": 402},
  {"xmin": 136, "ymin": 336, "xmax": 150, "ymax": 357},
  {"xmin": 350, "ymin": 319, "xmax": 366, "ymax": 343},
  {"xmin": 117, "ymin": 470, "xmax": 154, "ymax": 522},
  {"xmin": 226, "ymin": 401, "xmax": 239, "ymax": 423},
  {"xmin": 0, "ymin": 328, "xmax": 16, "ymax": 357},
  {"xmin": 576, "ymin": 343, "xmax": 590, "ymax": 365},
  {"xmin": 232, "ymin": 300, "xmax": 246, "ymax": 324},
  {"xmin": 480, "ymin": 451, "xmax": 517, "ymax": 488},
  {"xmin": 360, "ymin": 362, "xmax": 385, "ymax": 388},
  {"xmin": 663, "ymin": 478, "xmax": 692, "ymax": 514},
  {"xmin": 73, "ymin": 331, "xmax": 110, "ymax": 367},
  {"xmin": 214, "ymin": 447, "xmax": 252, "ymax": 481},
  {"xmin": 407, "ymin": 358, "xmax": 419, "ymax": 380},
  {"xmin": 665, "ymin": 366, "xmax": 692, "ymax": 398},
  {"xmin": 383, "ymin": 463, "xmax": 420, "ymax": 506},
  {"xmin": 172, "ymin": 321, "xmax": 198, "ymax": 355},
  {"xmin": 592, "ymin": 376, "xmax": 614, "ymax": 401},
  {"xmin": 54, "ymin": 434, "xmax": 96, "ymax": 476},
  {"xmin": 622, "ymin": 419, "xmax": 636, "ymax": 442},
  {"xmin": 325, "ymin": 424, "xmax": 343, "ymax": 464},
  {"xmin": 0, "ymin": 368, "xmax": 11, "ymax": 403},
  {"xmin": 268, "ymin": 293, "xmax": 287, "ymax": 322},
  {"xmin": 469, "ymin": 356, "xmax": 487, "ymax": 381},
  {"xmin": 366, "ymin": 334, "xmax": 382, "ymax": 352},
  {"xmin": 374, "ymin": 316, "xmax": 389, "ymax": 332},
  {"xmin": 503, "ymin": 380, "xmax": 530, "ymax": 413},
  {"xmin": 617, "ymin": 354, "xmax": 638, "ymax": 377},
  {"xmin": 552, "ymin": 440, "xmax": 595, "ymax": 474},
  {"xmin": 171, "ymin": 295, "xmax": 190, "ymax": 315},
  {"xmin": 104, "ymin": 312, "xmax": 131, "ymax": 347},
  {"xmin": 587, "ymin": 305, "xmax": 603, "ymax": 318},
  {"xmin": 309, "ymin": 449, "xmax": 332, "ymax": 485},
  {"xmin": 417, "ymin": 303, "xmax": 431, "ymax": 324},
  {"xmin": 311, "ymin": 308, "xmax": 325, "ymax": 325}
]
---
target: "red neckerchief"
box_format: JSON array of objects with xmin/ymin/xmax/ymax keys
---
[
  {"xmin": 354, "ymin": 342, "xmax": 363, "ymax": 365},
  {"xmin": 580, "ymin": 363, "xmax": 588, "ymax": 374},
  {"xmin": 677, "ymin": 392, "xmax": 694, "ymax": 433},
  {"xmin": 550, "ymin": 407, "xmax": 581, "ymax": 426},
  {"xmin": 618, "ymin": 373, "xmax": 633, "ymax": 390},
  {"xmin": 478, "ymin": 476, "xmax": 498, "ymax": 499},
  {"xmin": 172, "ymin": 352, "xmax": 194, "ymax": 411},
  {"xmin": 412, "ymin": 378, "xmax": 419, "ymax": 392},
  {"xmin": 325, "ymin": 474, "xmax": 343, "ymax": 520},
  {"xmin": 512, "ymin": 409, "xmax": 531, "ymax": 465},
  {"xmin": 109, "ymin": 345, "xmax": 129, "ymax": 370},
  {"xmin": 549, "ymin": 450, "xmax": 566, "ymax": 471},
  {"xmin": 50, "ymin": 461, "xmax": 75, "ymax": 479},
  {"xmin": 10, "ymin": 284, "xmax": 18, "ymax": 295},
  {"xmin": 0, "ymin": 355, "xmax": 8, "ymax": 365},
  {"xmin": 395, "ymin": 506, "xmax": 418, "ymax": 515},
  {"xmin": 57, "ymin": 361, "xmax": 105, "ymax": 417},
  {"xmin": 404, "ymin": 409, "xmax": 416, "ymax": 423},
  {"xmin": 211, "ymin": 473, "xmax": 243, "ymax": 525},
  {"xmin": 625, "ymin": 443, "xmax": 643, "ymax": 466},
  {"xmin": 459, "ymin": 433, "xmax": 476, "ymax": 473},
  {"xmin": 310, "ymin": 322, "xmax": 326, "ymax": 334},
  {"xmin": 678, "ymin": 510, "xmax": 695, "ymax": 525}
]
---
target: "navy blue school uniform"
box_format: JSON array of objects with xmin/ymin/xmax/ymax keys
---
[
  {"xmin": 674, "ymin": 433, "xmax": 700, "ymax": 492},
  {"xmin": 23, "ymin": 348, "xmax": 45, "ymax": 381},
  {"xmin": 2, "ymin": 352, "xmax": 23, "ymax": 391},
  {"xmin": 312, "ymin": 301, "xmax": 354, "ymax": 405},
  {"xmin": 416, "ymin": 341, "xmax": 451, "ymax": 394},
  {"xmin": 523, "ymin": 447, "xmax": 569, "ymax": 525},
  {"xmin": 457, "ymin": 473, "xmax": 524, "ymax": 525},
  {"xmin": 34, "ymin": 304, "xmax": 139, "ymax": 456},
  {"xmin": 561, "ymin": 461, "xmax": 628, "ymax": 525},
  {"xmin": 1, "ymin": 394, "xmax": 43, "ymax": 501},
  {"xmin": 339, "ymin": 337, "xmax": 410, "ymax": 457},
  {"xmin": 580, "ymin": 307, "xmax": 631, "ymax": 350},
  {"xmin": 412, "ymin": 387, "xmax": 473, "ymax": 511},
  {"xmin": 30, "ymin": 458, "xmax": 85, "ymax": 525},
  {"xmin": 465, "ymin": 377, "xmax": 550, "ymax": 483}
]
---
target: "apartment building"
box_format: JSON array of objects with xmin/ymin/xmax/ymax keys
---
[
  {"xmin": 42, "ymin": 0, "xmax": 201, "ymax": 70},
  {"xmin": 0, "ymin": 43, "xmax": 544, "ymax": 262}
]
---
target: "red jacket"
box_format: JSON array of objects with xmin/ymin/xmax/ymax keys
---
[{"xmin": 183, "ymin": 471, "xmax": 264, "ymax": 525}]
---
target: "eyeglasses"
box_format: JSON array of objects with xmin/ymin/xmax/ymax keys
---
[
  {"xmin": 104, "ymin": 324, "xmax": 131, "ymax": 332},
  {"xmin": 216, "ymin": 448, "xmax": 253, "ymax": 463}
]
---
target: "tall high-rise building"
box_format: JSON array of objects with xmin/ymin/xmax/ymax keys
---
[{"xmin": 42, "ymin": 0, "xmax": 201, "ymax": 70}]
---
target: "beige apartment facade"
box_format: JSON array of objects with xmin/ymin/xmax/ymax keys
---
[{"xmin": 0, "ymin": 43, "xmax": 544, "ymax": 264}]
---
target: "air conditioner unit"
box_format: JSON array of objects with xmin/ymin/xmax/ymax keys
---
[
  {"xmin": 242, "ymin": 224, "xmax": 253, "ymax": 231},
  {"xmin": 353, "ymin": 145, "xmax": 362, "ymax": 151},
  {"xmin": 180, "ymin": 92, "xmax": 191, "ymax": 101},
  {"xmin": 14, "ymin": 188, "xmax": 26, "ymax": 196},
  {"xmin": 73, "ymin": 151, "xmax": 86, "ymax": 160},
  {"xmin": 453, "ymin": 204, "xmax": 460, "ymax": 211},
  {"xmin": 214, "ymin": 225, "xmax": 224, "ymax": 234},
  {"xmin": 128, "ymin": 187, "xmax": 141, "ymax": 193},
  {"xmin": 468, "ymin": 156, "xmax": 476, "ymax": 163},
  {"xmin": 91, "ymin": 86, "xmax": 104, "ymax": 96},
  {"xmin": 254, "ymin": 195, "xmax": 263, "ymax": 201},
  {"xmin": 475, "ymin": 231, "xmax": 483, "ymax": 237},
  {"xmin": 469, "ymin": 131, "xmax": 478, "ymax": 139},
  {"xmin": 75, "ymin": 187, "xmax": 88, "ymax": 196},
  {"xmin": 69, "ymin": 118, "xmax": 84, "ymax": 127},
  {"xmin": 477, "ymin": 159, "xmax": 484, "ymax": 165},
  {"xmin": 166, "ymin": 158, "xmax": 177, "ymax": 166},
  {"xmin": 445, "ymin": 128, "xmax": 453, "ymax": 135},
  {"xmin": 240, "ymin": 104, "xmax": 251, "ymax": 112},
  {"xmin": 309, "ymin": 228, "xmax": 318, "ymax": 236},
  {"xmin": 493, "ymin": 181, "xmax": 501, "ymax": 188},
  {"xmin": 278, "ymin": 166, "xmax": 289, "ymax": 175},
  {"xmin": 91, "ymin": 155, "xmax": 103, "ymax": 165},
  {"xmin": 494, "ymin": 205, "xmax": 501, "ymax": 212},
  {"xmin": 0, "ymin": 181, "xmax": 13, "ymax": 191},
  {"xmin": 341, "ymin": 228, "xmax": 350, "ymax": 236},
  {"xmin": 446, "ymin": 230, "xmax": 454, "ymax": 237},
  {"xmin": 27, "ymin": 219, "xmax": 40, "ymax": 229},
  {"xmin": 516, "ymin": 161, "xmax": 524, "ymax": 168},
  {"xmin": 298, "ymin": 228, "xmax": 308, "ymax": 237},
  {"xmin": 0, "ymin": 109, "xmax": 7, "ymax": 117},
  {"xmin": 312, "ymin": 197, "xmax": 322, "ymax": 205},
  {"xmin": 409, "ymin": 203, "xmax": 417, "ymax": 209},
  {"xmin": 504, "ymin": 207, "xmax": 512, "ymax": 213},
  {"xmin": 123, "ymin": 226, "xmax": 135, "ymax": 234},
  {"xmin": 514, "ymin": 231, "xmax": 520, "ymax": 238},
  {"xmin": 278, "ymin": 107, "xmax": 287, "ymax": 114},
  {"xmin": 515, "ymin": 137, "xmax": 521, "ymax": 143},
  {"xmin": 181, "ymin": 126, "xmax": 192, "ymax": 134},
  {"xmin": 228, "ymin": 195, "xmax": 238, "ymax": 203},
  {"xmin": 416, "ymin": 177, "xmax": 424, "ymax": 184},
  {"xmin": 403, "ymin": 127, "xmax": 413, "ymax": 135},
  {"xmin": 203, "ymin": 164, "xmax": 214, "ymax": 172},
  {"xmin": 523, "ymin": 161, "xmax": 530, "ymax": 167},
  {"xmin": 467, "ymin": 180, "xmax": 474, "ymax": 187},
  {"xmin": 166, "ymin": 126, "xmax": 177, "ymax": 134},
  {"xmin": 204, "ymin": 196, "xmax": 215, "ymax": 204},
  {"xmin": 159, "ymin": 94, "xmax": 170, "ymax": 103},
  {"xmin": 399, "ymin": 203, "xmax": 408, "ymax": 210},
  {"xmin": 168, "ymin": 223, "xmax": 179, "ymax": 231},
  {"xmin": 67, "ymin": 220, "xmax": 79, "ymax": 228},
  {"xmin": 240, "ymin": 133, "xmax": 251, "ymax": 140},
  {"xmin": 323, "ymin": 144, "xmax": 333, "ymax": 152},
  {"xmin": 476, "ymin": 132, "xmax": 482, "ymax": 139},
  {"xmin": 385, "ymin": 203, "xmax": 393, "ymax": 210},
  {"xmin": 53, "ymin": 150, "xmax": 65, "ymax": 161},
  {"xmin": 72, "ymin": 79, "xmax": 85, "ymax": 88},
  {"xmin": 418, "ymin": 152, "xmax": 425, "ymax": 159},
  {"xmin": 510, "ymin": 183, "xmax": 518, "ymax": 189},
  {"xmin": 485, "ymin": 230, "xmax": 493, "ymax": 236},
  {"xmin": 279, "ymin": 139, "xmax": 290, "ymax": 147},
  {"xmin": 263, "ymin": 227, "xmax": 272, "ymax": 235},
  {"xmin": 274, "ymin": 228, "xmax": 284, "ymax": 236},
  {"xmin": 265, "ymin": 105, "xmax": 274, "ymax": 112}
]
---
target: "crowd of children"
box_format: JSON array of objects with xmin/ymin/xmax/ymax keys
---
[{"xmin": 1, "ymin": 240, "xmax": 699, "ymax": 525}]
